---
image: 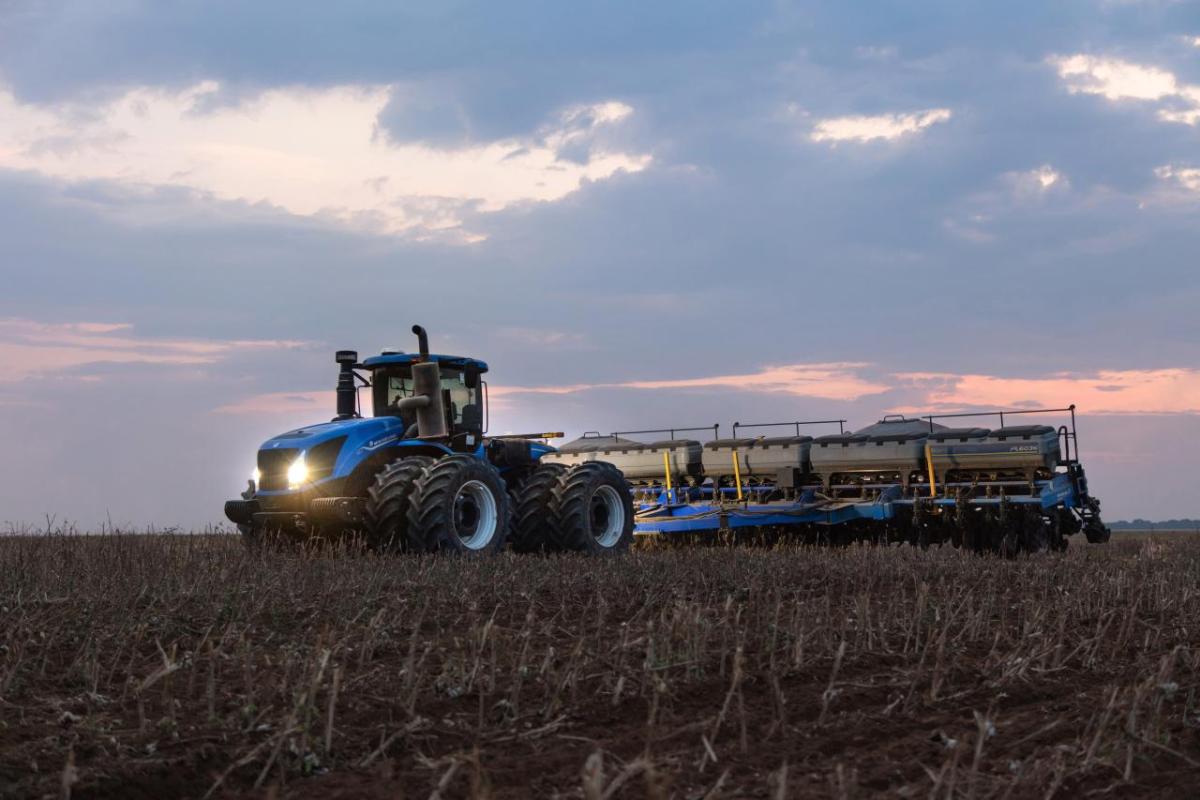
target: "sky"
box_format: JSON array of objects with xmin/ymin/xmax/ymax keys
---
[{"xmin": 2, "ymin": 0, "xmax": 1200, "ymax": 527}]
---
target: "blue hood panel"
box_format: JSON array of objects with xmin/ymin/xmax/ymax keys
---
[{"xmin": 260, "ymin": 416, "xmax": 413, "ymax": 481}]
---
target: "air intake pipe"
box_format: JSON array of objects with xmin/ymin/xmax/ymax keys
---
[
  {"xmin": 334, "ymin": 350, "xmax": 359, "ymax": 420},
  {"xmin": 394, "ymin": 324, "xmax": 449, "ymax": 438}
]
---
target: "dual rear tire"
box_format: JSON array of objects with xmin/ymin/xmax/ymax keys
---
[
  {"xmin": 366, "ymin": 455, "xmax": 634, "ymax": 556},
  {"xmin": 511, "ymin": 461, "xmax": 634, "ymax": 555},
  {"xmin": 368, "ymin": 454, "xmax": 509, "ymax": 554}
]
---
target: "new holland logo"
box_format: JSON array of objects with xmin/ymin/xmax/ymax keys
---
[{"xmin": 362, "ymin": 434, "xmax": 400, "ymax": 451}]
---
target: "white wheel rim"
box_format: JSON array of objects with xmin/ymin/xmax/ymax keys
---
[
  {"xmin": 592, "ymin": 485, "xmax": 625, "ymax": 548},
  {"xmin": 454, "ymin": 480, "xmax": 498, "ymax": 550}
]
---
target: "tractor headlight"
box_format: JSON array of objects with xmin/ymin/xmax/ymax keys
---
[{"xmin": 286, "ymin": 454, "xmax": 309, "ymax": 489}]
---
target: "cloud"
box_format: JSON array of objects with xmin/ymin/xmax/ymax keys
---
[
  {"xmin": 0, "ymin": 82, "xmax": 651, "ymax": 240},
  {"xmin": 0, "ymin": 318, "xmax": 305, "ymax": 382},
  {"xmin": 1027, "ymin": 165, "xmax": 1062, "ymax": 189},
  {"xmin": 215, "ymin": 390, "xmax": 332, "ymax": 415},
  {"xmin": 493, "ymin": 363, "xmax": 891, "ymax": 401},
  {"xmin": 810, "ymin": 109, "xmax": 952, "ymax": 144},
  {"xmin": 218, "ymin": 363, "xmax": 1200, "ymax": 420},
  {"xmin": 1155, "ymin": 164, "xmax": 1200, "ymax": 192},
  {"xmin": 494, "ymin": 327, "xmax": 591, "ymax": 349},
  {"xmin": 218, "ymin": 362, "xmax": 891, "ymax": 416},
  {"xmin": 1051, "ymin": 54, "xmax": 1200, "ymax": 125},
  {"xmin": 898, "ymin": 368, "xmax": 1200, "ymax": 414},
  {"xmin": 1001, "ymin": 164, "xmax": 1067, "ymax": 198},
  {"xmin": 618, "ymin": 364, "xmax": 890, "ymax": 398}
]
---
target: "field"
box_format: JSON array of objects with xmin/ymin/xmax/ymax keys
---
[{"xmin": 1, "ymin": 532, "xmax": 1198, "ymax": 799}]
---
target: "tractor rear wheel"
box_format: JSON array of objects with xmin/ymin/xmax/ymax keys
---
[
  {"xmin": 406, "ymin": 454, "xmax": 510, "ymax": 554},
  {"xmin": 549, "ymin": 462, "xmax": 634, "ymax": 555},
  {"xmin": 365, "ymin": 455, "xmax": 435, "ymax": 552},
  {"xmin": 510, "ymin": 462, "xmax": 567, "ymax": 553}
]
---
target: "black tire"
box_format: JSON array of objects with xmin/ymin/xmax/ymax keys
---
[
  {"xmin": 406, "ymin": 455, "xmax": 510, "ymax": 554},
  {"xmin": 364, "ymin": 456, "xmax": 435, "ymax": 552},
  {"xmin": 1022, "ymin": 522, "xmax": 1050, "ymax": 554},
  {"xmin": 549, "ymin": 462, "xmax": 634, "ymax": 555},
  {"xmin": 510, "ymin": 462, "xmax": 568, "ymax": 553}
]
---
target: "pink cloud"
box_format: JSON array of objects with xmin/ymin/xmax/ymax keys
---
[
  {"xmin": 491, "ymin": 363, "xmax": 890, "ymax": 401},
  {"xmin": 0, "ymin": 318, "xmax": 308, "ymax": 381},
  {"xmin": 217, "ymin": 364, "xmax": 1200, "ymax": 420},
  {"xmin": 215, "ymin": 390, "xmax": 333, "ymax": 415},
  {"xmin": 221, "ymin": 363, "xmax": 888, "ymax": 416},
  {"xmin": 896, "ymin": 368, "xmax": 1200, "ymax": 414}
]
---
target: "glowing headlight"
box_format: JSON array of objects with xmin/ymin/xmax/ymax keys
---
[{"xmin": 286, "ymin": 453, "xmax": 309, "ymax": 489}]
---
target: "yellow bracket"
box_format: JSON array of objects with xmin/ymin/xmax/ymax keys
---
[
  {"xmin": 662, "ymin": 451, "xmax": 673, "ymax": 494},
  {"xmin": 925, "ymin": 442, "xmax": 937, "ymax": 498},
  {"xmin": 732, "ymin": 449, "xmax": 744, "ymax": 501}
]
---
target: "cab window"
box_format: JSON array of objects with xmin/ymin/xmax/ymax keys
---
[{"xmin": 373, "ymin": 365, "xmax": 479, "ymax": 425}]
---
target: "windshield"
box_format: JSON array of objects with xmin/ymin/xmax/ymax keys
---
[{"xmin": 372, "ymin": 365, "xmax": 479, "ymax": 425}]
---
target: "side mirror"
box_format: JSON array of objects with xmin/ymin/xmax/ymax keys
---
[{"xmin": 464, "ymin": 363, "xmax": 480, "ymax": 389}]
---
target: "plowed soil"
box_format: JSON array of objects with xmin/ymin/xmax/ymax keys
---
[{"xmin": 1, "ymin": 532, "xmax": 1198, "ymax": 798}]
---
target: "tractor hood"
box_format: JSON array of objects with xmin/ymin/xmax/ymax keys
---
[
  {"xmin": 258, "ymin": 416, "xmax": 412, "ymax": 486},
  {"xmin": 261, "ymin": 416, "xmax": 405, "ymax": 451}
]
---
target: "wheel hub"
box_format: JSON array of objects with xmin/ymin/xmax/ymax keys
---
[
  {"xmin": 590, "ymin": 485, "xmax": 625, "ymax": 547},
  {"xmin": 453, "ymin": 479, "xmax": 498, "ymax": 550}
]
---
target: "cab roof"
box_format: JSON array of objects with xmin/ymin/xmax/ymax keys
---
[{"xmin": 361, "ymin": 352, "xmax": 489, "ymax": 372}]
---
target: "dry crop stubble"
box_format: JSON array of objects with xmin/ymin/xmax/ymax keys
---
[{"xmin": 0, "ymin": 531, "xmax": 1198, "ymax": 798}]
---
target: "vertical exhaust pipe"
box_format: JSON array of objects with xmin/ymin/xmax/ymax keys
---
[
  {"xmin": 334, "ymin": 350, "xmax": 359, "ymax": 420},
  {"xmin": 412, "ymin": 324, "xmax": 430, "ymax": 359}
]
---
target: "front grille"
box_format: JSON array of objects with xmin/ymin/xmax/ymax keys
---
[
  {"xmin": 307, "ymin": 436, "xmax": 347, "ymax": 482},
  {"xmin": 256, "ymin": 436, "xmax": 346, "ymax": 492},
  {"xmin": 257, "ymin": 448, "xmax": 299, "ymax": 491}
]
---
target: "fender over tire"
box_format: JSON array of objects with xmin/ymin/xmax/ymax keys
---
[
  {"xmin": 406, "ymin": 454, "xmax": 510, "ymax": 554},
  {"xmin": 549, "ymin": 461, "xmax": 634, "ymax": 555},
  {"xmin": 365, "ymin": 455, "xmax": 435, "ymax": 552}
]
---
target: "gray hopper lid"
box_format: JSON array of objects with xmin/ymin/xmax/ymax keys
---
[
  {"xmin": 557, "ymin": 433, "xmax": 642, "ymax": 453},
  {"xmin": 930, "ymin": 427, "xmax": 991, "ymax": 441},
  {"xmin": 853, "ymin": 417, "xmax": 946, "ymax": 438},
  {"xmin": 990, "ymin": 425, "xmax": 1056, "ymax": 438},
  {"xmin": 814, "ymin": 433, "xmax": 869, "ymax": 445},
  {"xmin": 754, "ymin": 435, "xmax": 813, "ymax": 445},
  {"xmin": 705, "ymin": 438, "xmax": 755, "ymax": 449}
]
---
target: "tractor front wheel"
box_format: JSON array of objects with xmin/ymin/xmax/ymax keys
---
[
  {"xmin": 365, "ymin": 455, "xmax": 435, "ymax": 552},
  {"xmin": 550, "ymin": 462, "xmax": 634, "ymax": 555},
  {"xmin": 406, "ymin": 455, "xmax": 510, "ymax": 554}
]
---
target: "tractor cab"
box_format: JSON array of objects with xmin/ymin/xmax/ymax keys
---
[
  {"xmin": 362, "ymin": 354, "xmax": 488, "ymax": 444},
  {"xmin": 331, "ymin": 325, "xmax": 489, "ymax": 452}
]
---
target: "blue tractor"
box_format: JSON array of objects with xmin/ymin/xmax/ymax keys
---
[{"xmin": 224, "ymin": 325, "xmax": 634, "ymax": 554}]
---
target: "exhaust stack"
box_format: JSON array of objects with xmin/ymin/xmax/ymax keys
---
[
  {"xmin": 334, "ymin": 350, "xmax": 359, "ymax": 420},
  {"xmin": 412, "ymin": 324, "xmax": 430, "ymax": 359}
]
